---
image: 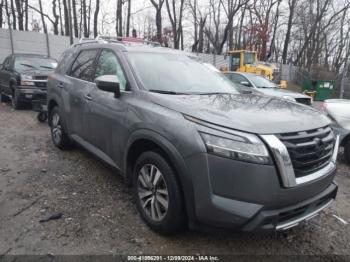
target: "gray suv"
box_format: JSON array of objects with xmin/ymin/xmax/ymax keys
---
[{"xmin": 47, "ymin": 39, "xmax": 339, "ymax": 234}]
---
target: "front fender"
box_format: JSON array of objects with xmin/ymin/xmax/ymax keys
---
[{"xmin": 124, "ymin": 129, "xmax": 196, "ymax": 221}]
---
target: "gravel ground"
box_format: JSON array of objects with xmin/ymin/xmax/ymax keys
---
[{"xmin": 0, "ymin": 102, "xmax": 350, "ymax": 257}]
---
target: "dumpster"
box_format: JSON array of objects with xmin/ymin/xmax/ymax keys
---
[{"xmin": 302, "ymin": 80, "xmax": 336, "ymax": 101}]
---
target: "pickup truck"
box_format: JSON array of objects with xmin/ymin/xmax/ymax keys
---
[{"xmin": 0, "ymin": 53, "xmax": 57, "ymax": 109}]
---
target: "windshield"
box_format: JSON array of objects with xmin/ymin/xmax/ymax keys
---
[
  {"xmin": 127, "ymin": 52, "xmax": 239, "ymax": 94},
  {"xmin": 249, "ymin": 74, "xmax": 277, "ymax": 88},
  {"xmin": 14, "ymin": 57, "xmax": 58, "ymax": 72}
]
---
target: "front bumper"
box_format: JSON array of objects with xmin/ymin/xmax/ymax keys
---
[
  {"xmin": 17, "ymin": 87, "xmax": 47, "ymax": 102},
  {"xmin": 185, "ymin": 153, "xmax": 337, "ymax": 232}
]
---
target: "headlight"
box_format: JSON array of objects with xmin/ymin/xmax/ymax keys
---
[
  {"xmin": 21, "ymin": 75, "xmax": 35, "ymax": 86},
  {"xmin": 282, "ymin": 96, "xmax": 296, "ymax": 102},
  {"xmin": 200, "ymin": 132, "xmax": 270, "ymax": 164}
]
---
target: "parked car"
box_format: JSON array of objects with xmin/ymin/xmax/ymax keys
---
[
  {"xmin": 226, "ymin": 72, "xmax": 313, "ymax": 106},
  {"xmin": 0, "ymin": 54, "xmax": 57, "ymax": 109},
  {"xmin": 47, "ymin": 39, "xmax": 339, "ymax": 234},
  {"xmin": 321, "ymin": 99, "xmax": 350, "ymax": 163}
]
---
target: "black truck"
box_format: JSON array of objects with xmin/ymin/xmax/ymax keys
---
[{"xmin": 0, "ymin": 53, "xmax": 57, "ymax": 109}]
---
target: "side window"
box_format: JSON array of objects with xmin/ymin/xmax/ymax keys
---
[
  {"xmin": 94, "ymin": 50, "xmax": 127, "ymax": 91},
  {"xmin": 70, "ymin": 49, "xmax": 98, "ymax": 81},
  {"xmin": 229, "ymin": 74, "xmax": 248, "ymax": 84}
]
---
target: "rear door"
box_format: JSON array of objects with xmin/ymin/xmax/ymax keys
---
[{"xmin": 64, "ymin": 49, "xmax": 99, "ymax": 140}]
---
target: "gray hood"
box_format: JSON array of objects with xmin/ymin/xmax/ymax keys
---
[{"xmin": 151, "ymin": 93, "xmax": 330, "ymax": 134}]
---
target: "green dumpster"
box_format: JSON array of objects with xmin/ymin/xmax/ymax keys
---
[{"xmin": 302, "ymin": 80, "xmax": 336, "ymax": 101}]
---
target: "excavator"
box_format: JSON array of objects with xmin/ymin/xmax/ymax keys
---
[{"xmin": 222, "ymin": 50, "xmax": 286, "ymax": 88}]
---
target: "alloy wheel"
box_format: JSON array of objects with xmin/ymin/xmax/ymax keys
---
[
  {"xmin": 51, "ymin": 113, "xmax": 63, "ymax": 145},
  {"xmin": 137, "ymin": 164, "xmax": 169, "ymax": 221}
]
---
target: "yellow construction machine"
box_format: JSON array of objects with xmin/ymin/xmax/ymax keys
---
[{"xmin": 222, "ymin": 50, "xmax": 286, "ymax": 87}]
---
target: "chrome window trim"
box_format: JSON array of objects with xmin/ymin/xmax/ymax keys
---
[{"xmin": 261, "ymin": 134, "xmax": 339, "ymax": 188}]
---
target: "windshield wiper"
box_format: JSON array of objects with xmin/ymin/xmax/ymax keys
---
[
  {"xmin": 40, "ymin": 66, "xmax": 54, "ymax": 70},
  {"xmin": 149, "ymin": 89, "xmax": 188, "ymax": 95},
  {"xmin": 196, "ymin": 92, "xmax": 235, "ymax": 95},
  {"xmin": 20, "ymin": 63, "xmax": 37, "ymax": 69}
]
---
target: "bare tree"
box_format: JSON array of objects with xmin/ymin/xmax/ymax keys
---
[
  {"xmin": 150, "ymin": 0, "xmax": 165, "ymax": 43},
  {"xmin": 282, "ymin": 0, "xmax": 298, "ymax": 64},
  {"xmin": 116, "ymin": 0, "xmax": 123, "ymax": 36},
  {"xmin": 72, "ymin": 0, "xmax": 78, "ymax": 37},
  {"xmin": 52, "ymin": 0, "xmax": 60, "ymax": 34},
  {"xmin": 126, "ymin": 0, "xmax": 131, "ymax": 36},
  {"xmin": 0, "ymin": 0, "xmax": 4, "ymax": 28},
  {"xmin": 93, "ymin": 0, "xmax": 100, "ymax": 37},
  {"xmin": 165, "ymin": 0, "xmax": 185, "ymax": 49}
]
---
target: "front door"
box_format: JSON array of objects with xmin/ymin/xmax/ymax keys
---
[{"xmin": 85, "ymin": 49, "xmax": 129, "ymax": 169}]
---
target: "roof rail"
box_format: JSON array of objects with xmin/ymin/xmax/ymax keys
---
[
  {"xmin": 71, "ymin": 35, "xmax": 162, "ymax": 48},
  {"xmin": 95, "ymin": 35, "xmax": 161, "ymax": 47}
]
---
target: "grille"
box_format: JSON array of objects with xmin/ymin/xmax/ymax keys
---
[
  {"xmin": 277, "ymin": 126, "xmax": 335, "ymax": 178},
  {"xmin": 35, "ymin": 82, "xmax": 47, "ymax": 88},
  {"xmin": 295, "ymin": 97, "xmax": 312, "ymax": 106},
  {"xmin": 33, "ymin": 75, "xmax": 48, "ymax": 80}
]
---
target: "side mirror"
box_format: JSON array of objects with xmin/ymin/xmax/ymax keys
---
[
  {"xmin": 240, "ymin": 81, "xmax": 251, "ymax": 87},
  {"xmin": 95, "ymin": 75, "xmax": 121, "ymax": 98}
]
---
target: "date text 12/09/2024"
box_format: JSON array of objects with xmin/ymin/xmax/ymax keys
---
[{"xmin": 127, "ymin": 256, "xmax": 220, "ymax": 261}]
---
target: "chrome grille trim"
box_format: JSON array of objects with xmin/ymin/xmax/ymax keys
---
[{"xmin": 261, "ymin": 134, "xmax": 339, "ymax": 188}]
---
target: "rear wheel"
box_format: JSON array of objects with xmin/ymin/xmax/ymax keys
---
[
  {"xmin": 133, "ymin": 151, "xmax": 187, "ymax": 234},
  {"xmin": 37, "ymin": 112, "xmax": 48, "ymax": 122},
  {"xmin": 344, "ymin": 140, "xmax": 350, "ymax": 164},
  {"xmin": 49, "ymin": 107, "xmax": 72, "ymax": 149}
]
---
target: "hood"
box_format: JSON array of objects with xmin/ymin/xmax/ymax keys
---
[
  {"xmin": 256, "ymin": 88, "xmax": 309, "ymax": 99},
  {"xmin": 151, "ymin": 93, "xmax": 329, "ymax": 134}
]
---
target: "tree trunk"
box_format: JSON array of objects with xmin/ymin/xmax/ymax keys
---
[
  {"xmin": 38, "ymin": 0, "xmax": 47, "ymax": 33},
  {"xmin": 52, "ymin": 0, "xmax": 59, "ymax": 35},
  {"xmin": 198, "ymin": 16, "xmax": 206, "ymax": 53},
  {"xmin": 14, "ymin": 0, "xmax": 23, "ymax": 30},
  {"xmin": 10, "ymin": 0, "xmax": 16, "ymax": 30},
  {"xmin": 58, "ymin": 0, "xmax": 64, "ymax": 35},
  {"xmin": 0, "ymin": 0, "xmax": 3, "ymax": 28},
  {"xmin": 116, "ymin": 0, "xmax": 123, "ymax": 36},
  {"xmin": 72, "ymin": 0, "xmax": 78, "ymax": 37},
  {"xmin": 126, "ymin": 0, "xmax": 131, "ymax": 36},
  {"xmin": 24, "ymin": 0, "xmax": 28, "ymax": 30},
  {"xmin": 82, "ymin": 0, "xmax": 88, "ymax": 37},
  {"xmin": 282, "ymin": 0, "xmax": 297, "ymax": 64},
  {"xmin": 93, "ymin": 0, "xmax": 99, "ymax": 38},
  {"xmin": 62, "ymin": 0, "xmax": 70, "ymax": 36}
]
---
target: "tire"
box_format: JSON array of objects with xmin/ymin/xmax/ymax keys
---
[
  {"xmin": 49, "ymin": 106, "xmax": 72, "ymax": 150},
  {"xmin": 133, "ymin": 151, "xmax": 187, "ymax": 234},
  {"xmin": 344, "ymin": 140, "xmax": 350, "ymax": 164},
  {"xmin": 11, "ymin": 88, "xmax": 23, "ymax": 110},
  {"xmin": 37, "ymin": 112, "xmax": 48, "ymax": 122}
]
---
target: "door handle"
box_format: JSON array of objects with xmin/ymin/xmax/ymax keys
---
[
  {"xmin": 57, "ymin": 83, "xmax": 64, "ymax": 89},
  {"xmin": 84, "ymin": 94, "xmax": 92, "ymax": 101}
]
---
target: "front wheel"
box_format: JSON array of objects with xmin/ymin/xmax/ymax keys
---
[
  {"xmin": 344, "ymin": 140, "xmax": 350, "ymax": 164},
  {"xmin": 133, "ymin": 151, "xmax": 187, "ymax": 234},
  {"xmin": 49, "ymin": 107, "xmax": 72, "ymax": 149},
  {"xmin": 12, "ymin": 88, "xmax": 23, "ymax": 110}
]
